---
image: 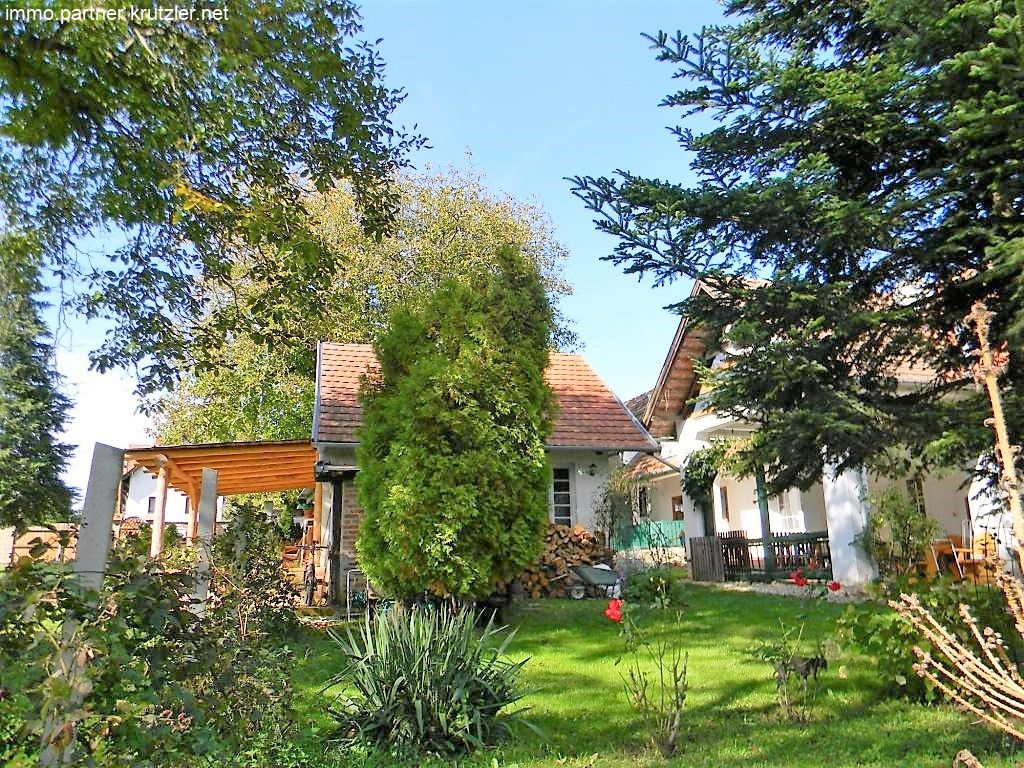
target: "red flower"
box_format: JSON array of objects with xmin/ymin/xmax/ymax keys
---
[
  {"xmin": 604, "ymin": 598, "xmax": 623, "ymax": 623},
  {"xmin": 790, "ymin": 569, "xmax": 808, "ymax": 587},
  {"xmin": 827, "ymin": 581, "xmax": 841, "ymax": 592}
]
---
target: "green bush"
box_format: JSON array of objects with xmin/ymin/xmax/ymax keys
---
[
  {"xmin": 623, "ymin": 566, "xmax": 687, "ymax": 609},
  {"xmin": 0, "ymin": 520, "xmax": 303, "ymax": 767},
  {"xmin": 837, "ymin": 578, "xmax": 1019, "ymax": 700},
  {"xmin": 857, "ymin": 487, "xmax": 940, "ymax": 579},
  {"xmin": 326, "ymin": 603, "xmax": 530, "ymax": 757},
  {"xmin": 356, "ymin": 247, "xmax": 554, "ymax": 600}
]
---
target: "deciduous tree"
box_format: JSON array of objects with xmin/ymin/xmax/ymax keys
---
[
  {"xmin": 155, "ymin": 169, "xmax": 573, "ymax": 444},
  {"xmin": 0, "ymin": 2, "xmax": 421, "ymax": 393}
]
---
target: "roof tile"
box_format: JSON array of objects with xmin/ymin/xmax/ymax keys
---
[{"xmin": 315, "ymin": 344, "xmax": 657, "ymax": 451}]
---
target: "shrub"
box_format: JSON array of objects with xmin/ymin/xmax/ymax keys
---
[
  {"xmin": 356, "ymin": 247, "xmax": 554, "ymax": 600},
  {"xmin": 0, "ymin": 520, "xmax": 303, "ymax": 767},
  {"xmin": 857, "ymin": 486, "xmax": 940, "ymax": 579},
  {"xmin": 623, "ymin": 566, "xmax": 687, "ymax": 609},
  {"xmin": 326, "ymin": 603, "xmax": 530, "ymax": 757},
  {"xmin": 836, "ymin": 578, "xmax": 1019, "ymax": 700}
]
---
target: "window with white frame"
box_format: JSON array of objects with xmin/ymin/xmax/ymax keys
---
[
  {"xmin": 772, "ymin": 491, "xmax": 804, "ymax": 533},
  {"xmin": 551, "ymin": 467, "xmax": 572, "ymax": 526}
]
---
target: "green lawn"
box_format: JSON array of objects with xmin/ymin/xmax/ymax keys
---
[{"xmin": 290, "ymin": 584, "xmax": 1022, "ymax": 767}]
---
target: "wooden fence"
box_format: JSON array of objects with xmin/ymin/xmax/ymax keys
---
[
  {"xmin": 689, "ymin": 536, "xmax": 725, "ymax": 582},
  {"xmin": 690, "ymin": 531, "xmax": 832, "ymax": 583}
]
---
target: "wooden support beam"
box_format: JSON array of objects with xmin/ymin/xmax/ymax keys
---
[{"xmin": 150, "ymin": 458, "xmax": 169, "ymax": 558}]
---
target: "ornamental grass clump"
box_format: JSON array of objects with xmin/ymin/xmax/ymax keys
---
[{"xmin": 326, "ymin": 604, "xmax": 530, "ymax": 757}]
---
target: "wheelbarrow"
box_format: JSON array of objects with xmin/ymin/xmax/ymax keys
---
[{"xmin": 571, "ymin": 564, "xmax": 619, "ymax": 598}]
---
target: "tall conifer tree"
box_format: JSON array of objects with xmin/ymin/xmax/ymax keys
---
[{"xmin": 0, "ymin": 235, "xmax": 72, "ymax": 529}]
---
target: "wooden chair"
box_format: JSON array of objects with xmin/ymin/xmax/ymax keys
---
[
  {"xmin": 928, "ymin": 538, "xmax": 962, "ymax": 580},
  {"xmin": 958, "ymin": 533, "xmax": 998, "ymax": 585}
]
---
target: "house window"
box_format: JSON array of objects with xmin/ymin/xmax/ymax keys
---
[
  {"xmin": 672, "ymin": 496, "xmax": 684, "ymax": 521},
  {"xmin": 638, "ymin": 487, "xmax": 650, "ymax": 519},
  {"xmin": 719, "ymin": 486, "xmax": 730, "ymax": 521},
  {"xmin": 773, "ymin": 492, "xmax": 804, "ymax": 533},
  {"xmin": 147, "ymin": 496, "xmax": 156, "ymax": 518},
  {"xmin": 552, "ymin": 467, "xmax": 572, "ymax": 526}
]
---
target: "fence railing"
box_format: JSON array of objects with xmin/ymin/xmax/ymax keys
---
[
  {"xmin": 691, "ymin": 531, "xmax": 832, "ymax": 582},
  {"xmin": 612, "ymin": 520, "xmax": 685, "ymax": 551}
]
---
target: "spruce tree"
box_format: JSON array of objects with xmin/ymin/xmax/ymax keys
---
[
  {"xmin": 573, "ymin": 0, "xmax": 1024, "ymax": 490},
  {"xmin": 0, "ymin": 235, "xmax": 72, "ymax": 530},
  {"xmin": 356, "ymin": 248, "xmax": 554, "ymax": 599}
]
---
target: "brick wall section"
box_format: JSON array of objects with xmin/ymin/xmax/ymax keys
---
[{"xmin": 339, "ymin": 479, "xmax": 364, "ymax": 572}]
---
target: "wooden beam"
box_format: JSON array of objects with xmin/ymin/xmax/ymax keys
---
[{"xmin": 150, "ymin": 459, "xmax": 169, "ymax": 558}]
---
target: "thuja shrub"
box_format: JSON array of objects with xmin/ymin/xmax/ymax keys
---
[
  {"xmin": 356, "ymin": 247, "xmax": 554, "ymax": 600},
  {"xmin": 326, "ymin": 604, "xmax": 530, "ymax": 757}
]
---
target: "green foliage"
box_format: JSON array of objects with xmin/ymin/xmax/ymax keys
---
[
  {"xmin": 356, "ymin": 247, "xmax": 554, "ymax": 599},
  {"xmin": 572, "ymin": 0, "xmax": 1024, "ymax": 493},
  {"xmin": 592, "ymin": 467, "xmax": 641, "ymax": 548},
  {"xmin": 0, "ymin": 518, "xmax": 303, "ymax": 766},
  {"xmin": 679, "ymin": 443, "xmax": 728, "ymax": 515},
  {"xmin": 213, "ymin": 499, "xmax": 300, "ymax": 636},
  {"xmin": 0, "ymin": 2, "xmax": 421, "ymax": 394},
  {"xmin": 154, "ymin": 168, "xmax": 574, "ymax": 444},
  {"xmin": 623, "ymin": 566, "xmax": 688, "ymax": 610},
  {"xmin": 837, "ymin": 579, "xmax": 1020, "ymax": 701},
  {"xmin": 857, "ymin": 486, "xmax": 941, "ymax": 578},
  {"xmin": 0, "ymin": 233, "xmax": 71, "ymax": 530},
  {"xmin": 325, "ymin": 604, "xmax": 530, "ymax": 757}
]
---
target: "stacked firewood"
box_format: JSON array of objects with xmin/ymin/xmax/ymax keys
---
[{"xmin": 517, "ymin": 524, "xmax": 612, "ymax": 599}]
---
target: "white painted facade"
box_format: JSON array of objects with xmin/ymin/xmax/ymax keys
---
[
  {"xmin": 121, "ymin": 465, "xmax": 212, "ymax": 536},
  {"xmin": 640, "ymin": 399, "xmax": 1006, "ymax": 585},
  {"xmin": 547, "ymin": 449, "xmax": 622, "ymax": 530}
]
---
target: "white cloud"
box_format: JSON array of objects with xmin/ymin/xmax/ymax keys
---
[{"xmin": 56, "ymin": 349, "xmax": 154, "ymax": 503}]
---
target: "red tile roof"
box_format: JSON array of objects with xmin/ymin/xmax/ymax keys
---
[
  {"xmin": 626, "ymin": 453, "xmax": 679, "ymax": 480},
  {"xmin": 314, "ymin": 343, "xmax": 657, "ymax": 451}
]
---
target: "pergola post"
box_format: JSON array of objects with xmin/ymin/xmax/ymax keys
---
[
  {"xmin": 39, "ymin": 443, "xmax": 123, "ymax": 766},
  {"xmin": 186, "ymin": 494, "xmax": 199, "ymax": 544},
  {"xmin": 149, "ymin": 456, "xmax": 169, "ymax": 558},
  {"xmin": 194, "ymin": 468, "xmax": 219, "ymax": 606},
  {"xmin": 75, "ymin": 443, "xmax": 125, "ymax": 589}
]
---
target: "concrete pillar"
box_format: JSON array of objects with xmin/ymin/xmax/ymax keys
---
[
  {"xmin": 822, "ymin": 465, "xmax": 875, "ymax": 586},
  {"xmin": 40, "ymin": 443, "xmax": 123, "ymax": 766},
  {"xmin": 75, "ymin": 443, "xmax": 124, "ymax": 590},
  {"xmin": 149, "ymin": 458, "xmax": 169, "ymax": 558},
  {"xmin": 193, "ymin": 468, "xmax": 219, "ymax": 605}
]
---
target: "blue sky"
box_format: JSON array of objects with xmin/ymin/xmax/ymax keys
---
[
  {"xmin": 57, "ymin": 1, "xmax": 727, "ymax": 493},
  {"xmin": 358, "ymin": 0, "xmax": 726, "ymax": 396}
]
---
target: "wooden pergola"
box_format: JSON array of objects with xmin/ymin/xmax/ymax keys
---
[{"xmin": 125, "ymin": 439, "xmax": 317, "ymax": 552}]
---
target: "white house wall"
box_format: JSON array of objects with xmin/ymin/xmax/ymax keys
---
[
  {"xmin": 123, "ymin": 468, "xmax": 191, "ymax": 533},
  {"xmin": 315, "ymin": 444, "xmax": 619, "ymax": 534},
  {"xmin": 548, "ymin": 449, "xmax": 619, "ymax": 530},
  {"xmin": 646, "ymin": 475, "xmax": 680, "ymax": 522},
  {"xmin": 865, "ymin": 470, "xmax": 973, "ymax": 539},
  {"xmin": 801, "ymin": 484, "xmax": 828, "ymax": 532}
]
